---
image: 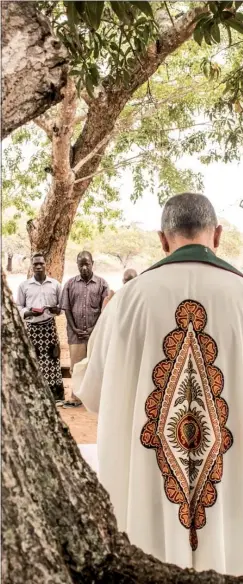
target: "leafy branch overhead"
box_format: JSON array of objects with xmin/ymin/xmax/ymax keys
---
[
  {"xmin": 194, "ymin": 1, "xmax": 243, "ymax": 46},
  {"xmin": 39, "ymin": 0, "xmax": 156, "ymax": 97},
  {"xmin": 38, "ymin": 1, "xmax": 243, "ymax": 98},
  {"xmin": 194, "ymin": 1, "xmax": 243, "ymax": 103}
]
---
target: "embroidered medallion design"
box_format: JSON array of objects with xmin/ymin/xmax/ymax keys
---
[{"xmin": 140, "ymin": 300, "xmax": 233, "ymax": 550}]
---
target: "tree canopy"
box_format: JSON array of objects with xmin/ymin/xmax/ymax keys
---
[
  {"xmin": 3, "ymin": 30, "xmax": 243, "ymax": 234},
  {"xmin": 2, "ymin": 0, "xmax": 243, "ymax": 280}
]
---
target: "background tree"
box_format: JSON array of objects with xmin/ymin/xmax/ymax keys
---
[
  {"xmin": 219, "ymin": 218, "xmax": 243, "ymax": 261},
  {"xmin": 2, "ymin": 273, "xmax": 242, "ymax": 583},
  {"xmin": 94, "ymin": 226, "xmax": 162, "ymax": 267},
  {"xmin": 2, "ymin": 1, "xmax": 243, "ymax": 280},
  {"xmin": 96, "ymin": 226, "xmax": 147, "ymax": 268}
]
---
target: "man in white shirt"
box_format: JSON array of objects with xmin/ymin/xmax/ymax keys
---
[
  {"xmin": 73, "ymin": 193, "xmax": 243, "ymax": 576},
  {"xmin": 17, "ymin": 253, "xmax": 64, "ymax": 401}
]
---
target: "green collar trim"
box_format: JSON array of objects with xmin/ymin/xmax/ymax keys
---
[{"xmin": 147, "ymin": 244, "xmax": 243, "ymax": 278}]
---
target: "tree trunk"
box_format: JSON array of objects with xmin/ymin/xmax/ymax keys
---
[
  {"xmin": 27, "ymin": 77, "xmax": 78, "ymax": 281},
  {"xmin": 26, "ymin": 5, "xmax": 208, "ymax": 281},
  {"xmin": 6, "ymin": 252, "xmax": 13, "ymax": 272},
  {"xmin": 2, "ymin": 271, "xmax": 241, "ymax": 583},
  {"xmin": 2, "ymin": 1, "xmax": 68, "ymax": 140}
]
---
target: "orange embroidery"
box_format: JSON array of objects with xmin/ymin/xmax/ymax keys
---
[{"xmin": 140, "ymin": 299, "xmax": 233, "ymax": 551}]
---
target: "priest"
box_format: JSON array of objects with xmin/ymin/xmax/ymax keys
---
[{"xmin": 73, "ymin": 193, "xmax": 243, "ymax": 576}]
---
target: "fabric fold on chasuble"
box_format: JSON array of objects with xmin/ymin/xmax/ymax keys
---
[{"xmin": 75, "ymin": 244, "xmax": 243, "ymax": 575}]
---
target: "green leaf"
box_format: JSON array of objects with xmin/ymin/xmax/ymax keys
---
[
  {"xmin": 225, "ymin": 22, "xmax": 233, "ymax": 44},
  {"xmin": 218, "ymin": 1, "xmax": 233, "ymax": 10},
  {"xmin": 84, "ymin": 1, "xmax": 104, "ymax": 30},
  {"xmin": 70, "ymin": 69, "xmax": 81, "ymax": 76},
  {"xmin": 110, "ymin": 41, "xmax": 119, "ymax": 52},
  {"xmin": 211, "ymin": 23, "xmax": 221, "ymax": 43},
  {"xmin": 204, "ymin": 28, "xmax": 212, "ymax": 45},
  {"xmin": 89, "ymin": 63, "xmax": 100, "ymax": 85},
  {"xmin": 134, "ymin": 37, "xmax": 143, "ymax": 52},
  {"xmin": 210, "ymin": 2, "xmax": 219, "ymax": 16},
  {"xmin": 192, "ymin": 13, "xmax": 214, "ymax": 24},
  {"xmin": 85, "ymin": 74, "xmax": 94, "ymax": 97},
  {"xmin": 110, "ymin": 1, "xmax": 131, "ymax": 23},
  {"xmin": 227, "ymin": 17, "xmax": 243, "ymax": 33},
  {"xmin": 235, "ymin": 1, "xmax": 243, "ymax": 10},
  {"xmin": 193, "ymin": 25, "xmax": 204, "ymax": 46},
  {"xmin": 94, "ymin": 38, "xmax": 99, "ymax": 59},
  {"xmin": 129, "ymin": 1, "xmax": 153, "ymax": 19},
  {"xmin": 203, "ymin": 61, "xmax": 211, "ymax": 78},
  {"xmin": 221, "ymin": 10, "xmax": 237, "ymax": 20},
  {"xmin": 65, "ymin": 1, "xmax": 79, "ymax": 28},
  {"xmin": 74, "ymin": 1, "xmax": 85, "ymax": 18},
  {"xmin": 76, "ymin": 76, "xmax": 83, "ymax": 97},
  {"xmin": 135, "ymin": 16, "xmax": 149, "ymax": 27},
  {"xmin": 234, "ymin": 12, "xmax": 243, "ymax": 20}
]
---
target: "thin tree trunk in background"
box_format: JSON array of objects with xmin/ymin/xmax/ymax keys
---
[
  {"xmin": 2, "ymin": 1, "xmax": 68, "ymax": 140},
  {"xmin": 2, "ymin": 272, "xmax": 241, "ymax": 583},
  {"xmin": 6, "ymin": 253, "xmax": 13, "ymax": 272}
]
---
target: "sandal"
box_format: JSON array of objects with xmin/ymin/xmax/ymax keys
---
[{"xmin": 63, "ymin": 400, "xmax": 82, "ymax": 408}]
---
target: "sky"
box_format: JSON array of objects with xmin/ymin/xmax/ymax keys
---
[{"xmin": 118, "ymin": 157, "xmax": 243, "ymax": 232}]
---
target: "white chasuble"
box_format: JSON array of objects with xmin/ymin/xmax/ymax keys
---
[{"xmin": 73, "ymin": 246, "xmax": 243, "ymax": 575}]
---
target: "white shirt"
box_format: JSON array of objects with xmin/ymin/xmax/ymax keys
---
[
  {"xmin": 73, "ymin": 262, "xmax": 243, "ymax": 576},
  {"xmin": 17, "ymin": 276, "xmax": 62, "ymax": 323}
]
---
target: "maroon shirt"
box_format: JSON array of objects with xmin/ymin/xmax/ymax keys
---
[{"xmin": 60, "ymin": 274, "xmax": 109, "ymax": 344}]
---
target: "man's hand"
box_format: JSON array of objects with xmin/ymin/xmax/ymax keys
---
[
  {"xmin": 73, "ymin": 328, "xmax": 89, "ymax": 340},
  {"xmin": 48, "ymin": 306, "xmax": 61, "ymax": 315},
  {"xmin": 24, "ymin": 309, "xmax": 35, "ymax": 319},
  {"xmin": 102, "ymin": 290, "xmax": 115, "ymax": 311},
  {"xmin": 24, "ymin": 307, "xmax": 46, "ymax": 318}
]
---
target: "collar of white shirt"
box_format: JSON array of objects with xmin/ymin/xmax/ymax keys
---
[{"xmin": 29, "ymin": 276, "xmax": 53, "ymax": 285}]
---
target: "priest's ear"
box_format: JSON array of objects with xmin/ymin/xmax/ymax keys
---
[
  {"xmin": 214, "ymin": 224, "xmax": 223, "ymax": 250},
  {"xmin": 158, "ymin": 231, "xmax": 170, "ymax": 254}
]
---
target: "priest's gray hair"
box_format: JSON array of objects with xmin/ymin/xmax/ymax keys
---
[{"xmin": 161, "ymin": 193, "xmax": 218, "ymax": 238}]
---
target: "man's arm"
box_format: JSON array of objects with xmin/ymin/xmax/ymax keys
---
[
  {"xmin": 16, "ymin": 284, "xmax": 33, "ymax": 319},
  {"xmin": 100, "ymin": 279, "xmax": 109, "ymax": 309},
  {"xmin": 65, "ymin": 309, "xmax": 83, "ymax": 336},
  {"xmin": 49, "ymin": 282, "xmax": 62, "ymax": 315},
  {"xmin": 60, "ymin": 282, "xmax": 88, "ymax": 339}
]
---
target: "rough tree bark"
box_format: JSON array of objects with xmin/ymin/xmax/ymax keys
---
[
  {"xmin": 2, "ymin": 271, "xmax": 241, "ymax": 583},
  {"xmin": 2, "ymin": 1, "xmax": 68, "ymax": 140},
  {"xmin": 26, "ymin": 5, "xmax": 208, "ymax": 281}
]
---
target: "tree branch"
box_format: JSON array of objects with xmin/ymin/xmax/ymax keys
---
[
  {"xmin": 34, "ymin": 114, "xmax": 53, "ymax": 140},
  {"xmin": 52, "ymin": 77, "xmax": 77, "ymax": 177},
  {"xmin": 71, "ymin": 4, "xmax": 209, "ymax": 185},
  {"xmin": 73, "ymin": 133, "xmax": 112, "ymax": 175},
  {"xmin": 74, "ymin": 153, "xmax": 148, "ymax": 184},
  {"xmin": 2, "ymin": 1, "xmax": 68, "ymax": 140}
]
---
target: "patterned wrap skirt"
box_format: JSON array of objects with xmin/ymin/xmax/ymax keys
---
[{"xmin": 26, "ymin": 317, "xmax": 64, "ymax": 400}]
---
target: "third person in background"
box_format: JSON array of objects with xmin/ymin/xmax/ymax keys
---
[{"xmin": 123, "ymin": 268, "xmax": 138, "ymax": 284}]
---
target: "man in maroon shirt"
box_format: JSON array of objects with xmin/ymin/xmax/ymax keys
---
[{"xmin": 61, "ymin": 251, "xmax": 109, "ymax": 403}]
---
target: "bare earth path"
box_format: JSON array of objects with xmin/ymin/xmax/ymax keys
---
[{"xmin": 59, "ymin": 379, "xmax": 97, "ymax": 444}]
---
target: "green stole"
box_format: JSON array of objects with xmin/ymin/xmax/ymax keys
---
[{"xmin": 146, "ymin": 244, "xmax": 243, "ymax": 278}]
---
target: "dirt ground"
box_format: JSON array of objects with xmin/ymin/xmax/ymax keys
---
[{"xmin": 57, "ymin": 379, "xmax": 97, "ymax": 444}]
